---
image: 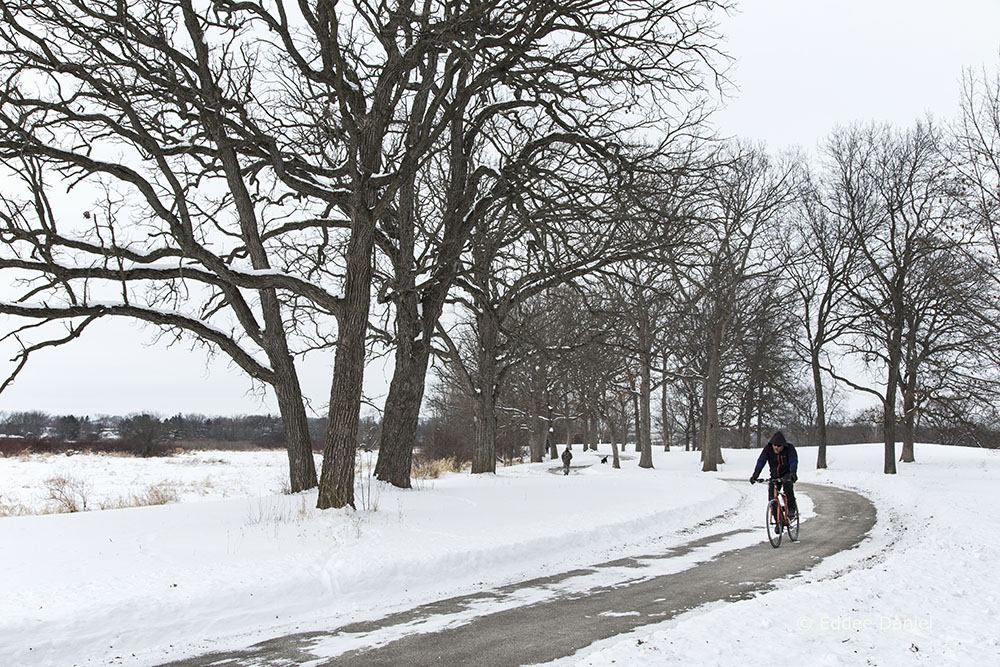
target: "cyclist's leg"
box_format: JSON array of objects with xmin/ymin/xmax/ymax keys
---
[{"xmin": 784, "ymin": 480, "xmax": 797, "ymax": 515}]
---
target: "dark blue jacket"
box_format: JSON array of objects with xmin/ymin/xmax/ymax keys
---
[{"xmin": 753, "ymin": 438, "xmax": 798, "ymax": 480}]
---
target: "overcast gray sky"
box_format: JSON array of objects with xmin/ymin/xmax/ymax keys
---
[
  {"xmin": 712, "ymin": 0, "xmax": 1000, "ymax": 150},
  {"xmin": 2, "ymin": 0, "xmax": 999, "ymax": 418}
]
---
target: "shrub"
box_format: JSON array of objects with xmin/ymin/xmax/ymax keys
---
[
  {"xmin": 135, "ymin": 483, "xmax": 181, "ymax": 506},
  {"xmin": 44, "ymin": 476, "xmax": 91, "ymax": 513}
]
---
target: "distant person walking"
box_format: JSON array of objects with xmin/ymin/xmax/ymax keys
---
[{"xmin": 561, "ymin": 446, "xmax": 573, "ymax": 475}]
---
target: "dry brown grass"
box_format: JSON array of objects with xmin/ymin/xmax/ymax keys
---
[
  {"xmin": 100, "ymin": 483, "xmax": 181, "ymax": 510},
  {"xmin": 0, "ymin": 495, "xmax": 30, "ymax": 517},
  {"xmin": 92, "ymin": 449, "xmax": 141, "ymax": 458},
  {"xmin": 32, "ymin": 477, "xmax": 183, "ymax": 514},
  {"xmin": 412, "ymin": 457, "xmax": 465, "ymax": 479}
]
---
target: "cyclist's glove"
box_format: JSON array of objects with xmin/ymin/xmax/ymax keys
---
[
  {"xmin": 790, "ymin": 473, "xmax": 798, "ymax": 483},
  {"xmin": 749, "ymin": 475, "xmax": 758, "ymax": 484}
]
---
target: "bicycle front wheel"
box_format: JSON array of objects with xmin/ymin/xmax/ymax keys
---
[
  {"xmin": 787, "ymin": 507, "xmax": 799, "ymax": 542},
  {"xmin": 766, "ymin": 499, "xmax": 782, "ymax": 547}
]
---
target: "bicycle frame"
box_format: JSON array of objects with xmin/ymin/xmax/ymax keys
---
[{"xmin": 769, "ymin": 479, "xmax": 789, "ymax": 521}]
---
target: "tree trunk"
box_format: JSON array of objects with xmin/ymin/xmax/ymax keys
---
[
  {"xmin": 660, "ymin": 360, "xmax": 670, "ymax": 452},
  {"xmin": 317, "ymin": 312, "xmax": 367, "ymax": 509},
  {"xmin": 377, "ymin": 77, "xmax": 468, "ymax": 486},
  {"xmin": 317, "ymin": 220, "xmax": 374, "ymax": 509},
  {"xmin": 564, "ymin": 409, "xmax": 572, "ymax": 451},
  {"xmin": 529, "ymin": 409, "xmax": 546, "ymax": 462},
  {"xmin": 638, "ymin": 354, "xmax": 654, "ymax": 469},
  {"xmin": 548, "ymin": 404, "xmax": 559, "ymax": 461},
  {"xmin": 702, "ymin": 336, "xmax": 721, "ymax": 472},
  {"xmin": 272, "ymin": 360, "xmax": 318, "ymax": 492},
  {"xmin": 375, "ymin": 333, "xmax": 432, "ymax": 487},
  {"xmin": 472, "ymin": 309, "xmax": 499, "ymax": 474},
  {"xmin": 632, "ymin": 389, "xmax": 641, "ymax": 453},
  {"xmin": 687, "ymin": 397, "xmax": 698, "ymax": 452},
  {"xmin": 883, "ymin": 327, "xmax": 901, "ymax": 475},
  {"xmin": 609, "ymin": 419, "xmax": 621, "ymax": 469},
  {"xmin": 900, "ymin": 384, "xmax": 916, "ymax": 463},
  {"xmin": 754, "ymin": 382, "xmax": 763, "ymax": 452},
  {"xmin": 811, "ymin": 348, "xmax": 829, "ymax": 469},
  {"xmin": 741, "ymin": 386, "xmax": 753, "ymax": 449},
  {"xmin": 472, "ymin": 396, "xmax": 498, "ymax": 473},
  {"xmin": 216, "ymin": 136, "xmax": 317, "ymax": 493},
  {"xmin": 258, "ymin": 289, "xmax": 317, "ymax": 492}
]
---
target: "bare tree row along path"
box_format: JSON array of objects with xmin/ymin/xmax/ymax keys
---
[{"xmin": 162, "ymin": 482, "xmax": 876, "ymax": 666}]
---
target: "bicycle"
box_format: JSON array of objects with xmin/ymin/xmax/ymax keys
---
[{"xmin": 751, "ymin": 475, "xmax": 799, "ymax": 547}]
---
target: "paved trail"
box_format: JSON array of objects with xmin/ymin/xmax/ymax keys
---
[{"xmin": 162, "ymin": 482, "xmax": 875, "ymax": 666}]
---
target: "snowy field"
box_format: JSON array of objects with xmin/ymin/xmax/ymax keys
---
[{"xmin": 0, "ymin": 443, "xmax": 996, "ymax": 666}]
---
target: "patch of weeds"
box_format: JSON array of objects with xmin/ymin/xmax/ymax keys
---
[
  {"xmin": 187, "ymin": 476, "xmax": 216, "ymax": 496},
  {"xmin": 100, "ymin": 483, "xmax": 181, "ymax": 510},
  {"xmin": 348, "ymin": 509, "xmax": 370, "ymax": 538},
  {"xmin": 412, "ymin": 457, "xmax": 464, "ymax": 480},
  {"xmin": 245, "ymin": 494, "xmax": 310, "ymax": 527},
  {"xmin": 0, "ymin": 494, "xmax": 31, "ymax": 517},
  {"xmin": 44, "ymin": 475, "xmax": 92, "ymax": 513},
  {"xmin": 139, "ymin": 482, "xmax": 181, "ymax": 506},
  {"xmin": 355, "ymin": 450, "xmax": 381, "ymax": 512}
]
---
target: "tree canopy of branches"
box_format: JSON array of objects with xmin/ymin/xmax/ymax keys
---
[{"xmin": 0, "ymin": 0, "xmax": 731, "ymax": 504}]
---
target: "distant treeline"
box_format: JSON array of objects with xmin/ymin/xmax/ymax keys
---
[
  {"xmin": 0, "ymin": 411, "xmax": 382, "ymax": 457},
  {"xmin": 2, "ymin": 408, "xmax": 994, "ymax": 460}
]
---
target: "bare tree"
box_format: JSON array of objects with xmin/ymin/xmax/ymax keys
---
[
  {"xmin": 438, "ymin": 144, "xmax": 681, "ymax": 473},
  {"xmin": 784, "ymin": 175, "xmax": 861, "ymax": 468},
  {"xmin": 594, "ymin": 260, "xmax": 681, "ymax": 469},
  {"xmin": 952, "ymin": 64, "xmax": 1000, "ymax": 265},
  {"xmin": 502, "ymin": 285, "xmax": 605, "ymax": 463},
  {"xmin": 730, "ymin": 278, "xmax": 799, "ymax": 450},
  {"xmin": 0, "ymin": 2, "xmax": 328, "ymax": 492},
  {"xmin": 895, "ymin": 242, "xmax": 999, "ymax": 460},
  {"xmin": 671, "ymin": 143, "xmax": 799, "ymax": 472},
  {"xmin": 824, "ymin": 122, "xmax": 967, "ymax": 472},
  {"xmin": 369, "ymin": 0, "xmax": 730, "ymax": 487}
]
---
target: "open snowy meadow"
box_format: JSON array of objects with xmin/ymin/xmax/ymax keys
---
[{"xmin": 1, "ymin": 443, "xmax": 997, "ymax": 666}]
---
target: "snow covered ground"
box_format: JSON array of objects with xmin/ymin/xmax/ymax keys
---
[{"xmin": 0, "ymin": 443, "xmax": 996, "ymax": 666}]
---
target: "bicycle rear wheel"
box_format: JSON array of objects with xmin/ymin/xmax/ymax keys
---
[
  {"xmin": 787, "ymin": 506, "xmax": 799, "ymax": 542},
  {"xmin": 766, "ymin": 499, "xmax": 782, "ymax": 547}
]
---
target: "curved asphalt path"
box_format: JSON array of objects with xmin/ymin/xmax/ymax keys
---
[{"xmin": 161, "ymin": 482, "xmax": 875, "ymax": 666}]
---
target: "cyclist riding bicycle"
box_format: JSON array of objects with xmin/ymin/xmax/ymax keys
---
[{"xmin": 749, "ymin": 430, "xmax": 799, "ymax": 519}]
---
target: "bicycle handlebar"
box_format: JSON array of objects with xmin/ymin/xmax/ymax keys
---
[{"xmin": 751, "ymin": 476, "xmax": 793, "ymax": 485}]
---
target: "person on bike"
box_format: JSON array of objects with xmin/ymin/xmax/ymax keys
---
[{"xmin": 749, "ymin": 430, "xmax": 798, "ymax": 518}]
